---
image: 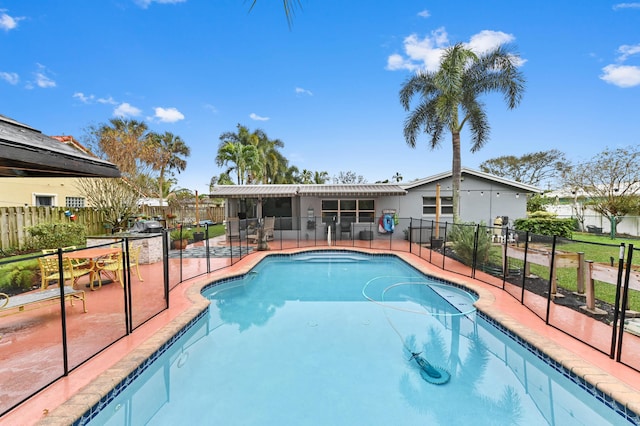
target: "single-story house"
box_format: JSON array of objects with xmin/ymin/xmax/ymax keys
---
[{"xmin": 208, "ymin": 168, "xmax": 541, "ymax": 240}]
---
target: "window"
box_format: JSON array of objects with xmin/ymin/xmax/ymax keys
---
[
  {"xmin": 35, "ymin": 195, "xmax": 54, "ymax": 207},
  {"xmin": 422, "ymin": 196, "xmax": 453, "ymax": 215},
  {"xmin": 321, "ymin": 199, "xmax": 375, "ymax": 223},
  {"xmin": 66, "ymin": 197, "xmax": 85, "ymax": 208}
]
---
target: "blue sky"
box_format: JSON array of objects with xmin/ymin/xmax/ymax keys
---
[{"xmin": 1, "ymin": 1, "xmax": 639, "ymax": 193}]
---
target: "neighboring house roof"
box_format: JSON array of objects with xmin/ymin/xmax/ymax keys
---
[
  {"xmin": 209, "ymin": 184, "xmax": 407, "ymax": 199},
  {"xmin": 0, "ymin": 114, "xmax": 120, "ymax": 178},
  {"xmin": 401, "ymin": 167, "xmax": 542, "ymax": 193}
]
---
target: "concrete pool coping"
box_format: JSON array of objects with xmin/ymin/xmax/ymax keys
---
[{"xmin": 6, "ymin": 247, "xmax": 639, "ymax": 425}]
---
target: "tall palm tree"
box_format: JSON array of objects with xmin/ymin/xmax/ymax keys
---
[
  {"xmin": 400, "ymin": 43, "xmax": 525, "ymax": 222},
  {"xmin": 216, "ymin": 126, "xmax": 260, "ymax": 185},
  {"xmin": 148, "ymin": 132, "xmax": 191, "ymax": 206},
  {"xmin": 250, "ymin": 130, "xmax": 286, "ymax": 184}
]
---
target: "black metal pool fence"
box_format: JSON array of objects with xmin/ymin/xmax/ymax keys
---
[{"xmin": 1, "ymin": 218, "xmax": 639, "ymax": 418}]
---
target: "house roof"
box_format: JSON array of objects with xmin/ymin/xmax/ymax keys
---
[
  {"xmin": 209, "ymin": 184, "xmax": 407, "ymax": 199},
  {"xmin": 0, "ymin": 114, "xmax": 121, "ymax": 178},
  {"xmin": 401, "ymin": 167, "xmax": 542, "ymax": 193}
]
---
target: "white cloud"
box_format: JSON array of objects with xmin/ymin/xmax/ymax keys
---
[
  {"xmin": 204, "ymin": 103, "xmax": 218, "ymax": 114},
  {"xmin": 34, "ymin": 72, "xmax": 55, "ymax": 88},
  {"xmin": 295, "ymin": 87, "xmax": 313, "ymax": 96},
  {"xmin": 417, "ymin": 10, "xmax": 430, "ymax": 18},
  {"xmin": 134, "ymin": 0, "xmax": 187, "ymax": 9},
  {"xmin": 97, "ymin": 96, "xmax": 117, "ymax": 105},
  {"xmin": 0, "ymin": 71, "xmax": 19, "ymax": 85},
  {"xmin": 466, "ymin": 30, "xmax": 515, "ymax": 54},
  {"xmin": 617, "ymin": 43, "xmax": 640, "ymax": 61},
  {"xmin": 73, "ymin": 92, "xmax": 94, "ymax": 103},
  {"xmin": 600, "ymin": 64, "xmax": 640, "ymax": 87},
  {"xmin": 114, "ymin": 102, "xmax": 142, "ymax": 117},
  {"xmin": 613, "ymin": 3, "xmax": 640, "ymax": 10},
  {"xmin": 154, "ymin": 106, "xmax": 184, "ymax": 123},
  {"xmin": 387, "ymin": 28, "xmax": 522, "ymax": 72},
  {"xmin": 386, "ymin": 28, "xmax": 449, "ymax": 72},
  {"xmin": 249, "ymin": 113, "xmax": 269, "ymax": 121},
  {"xmin": 0, "ymin": 10, "xmax": 24, "ymax": 31}
]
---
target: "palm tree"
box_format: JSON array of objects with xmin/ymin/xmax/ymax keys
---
[
  {"xmin": 313, "ymin": 170, "xmax": 330, "ymax": 184},
  {"xmin": 250, "ymin": 130, "xmax": 285, "ymax": 184},
  {"xmin": 94, "ymin": 118, "xmax": 152, "ymax": 179},
  {"xmin": 400, "ymin": 43, "xmax": 525, "ymax": 222},
  {"xmin": 216, "ymin": 125, "xmax": 261, "ymax": 185},
  {"xmin": 250, "ymin": 0, "xmax": 301, "ymax": 27},
  {"xmin": 148, "ymin": 132, "xmax": 191, "ymax": 206}
]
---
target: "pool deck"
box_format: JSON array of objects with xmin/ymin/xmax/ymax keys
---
[{"xmin": 3, "ymin": 240, "xmax": 640, "ymax": 425}]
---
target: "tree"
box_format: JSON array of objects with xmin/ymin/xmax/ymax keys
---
[
  {"xmin": 480, "ymin": 149, "xmax": 570, "ymax": 188},
  {"xmin": 216, "ymin": 125, "xmax": 260, "ymax": 185},
  {"xmin": 84, "ymin": 118, "xmax": 156, "ymax": 197},
  {"xmin": 333, "ymin": 171, "xmax": 367, "ymax": 184},
  {"xmin": 75, "ymin": 178, "xmax": 141, "ymax": 231},
  {"xmin": 86, "ymin": 118, "xmax": 153, "ymax": 179},
  {"xmin": 216, "ymin": 124, "xmax": 289, "ymax": 184},
  {"xmin": 400, "ymin": 43, "xmax": 525, "ymax": 222},
  {"xmin": 313, "ymin": 170, "xmax": 330, "ymax": 184},
  {"xmin": 250, "ymin": 0, "xmax": 301, "ymax": 27},
  {"xmin": 148, "ymin": 132, "xmax": 191, "ymax": 206},
  {"xmin": 565, "ymin": 146, "xmax": 640, "ymax": 234}
]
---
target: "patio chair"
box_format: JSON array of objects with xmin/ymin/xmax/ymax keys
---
[
  {"xmin": 95, "ymin": 251, "xmax": 124, "ymax": 287},
  {"xmin": 225, "ymin": 217, "xmax": 241, "ymax": 242},
  {"xmin": 340, "ymin": 219, "xmax": 352, "ymax": 240},
  {"xmin": 263, "ymin": 216, "xmax": 275, "ymax": 241},
  {"xmin": 42, "ymin": 246, "xmax": 90, "ymax": 269},
  {"xmin": 128, "ymin": 245, "xmax": 144, "ymax": 282},
  {"xmin": 38, "ymin": 256, "xmax": 93, "ymax": 290}
]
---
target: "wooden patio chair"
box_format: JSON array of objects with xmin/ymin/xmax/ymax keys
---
[
  {"xmin": 127, "ymin": 245, "xmax": 144, "ymax": 282},
  {"xmin": 38, "ymin": 256, "xmax": 93, "ymax": 290},
  {"xmin": 95, "ymin": 251, "xmax": 124, "ymax": 287}
]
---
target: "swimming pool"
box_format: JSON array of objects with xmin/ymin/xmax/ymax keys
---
[{"xmin": 85, "ymin": 251, "xmax": 633, "ymax": 425}]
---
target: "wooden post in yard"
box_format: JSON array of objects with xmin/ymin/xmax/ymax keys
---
[{"xmin": 195, "ymin": 190, "xmax": 199, "ymax": 225}]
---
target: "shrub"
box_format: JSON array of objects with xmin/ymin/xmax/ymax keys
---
[
  {"xmin": 0, "ymin": 259, "xmax": 39, "ymax": 293},
  {"xmin": 514, "ymin": 214, "xmax": 574, "ymax": 239},
  {"xmin": 449, "ymin": 222, "xmax": 492, "ymax": 266},
  {"xmin": 170, "ymin": 228, "xmax": 194, "ymax": 241},
  {"xmin": 25, "ymin": 222, "xmax": 86, "ymax": 250}
]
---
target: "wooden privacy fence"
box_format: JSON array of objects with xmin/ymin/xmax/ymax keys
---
[{"xmin": 0, "ymin": 206, "xmax": 225, "ymax": 250}]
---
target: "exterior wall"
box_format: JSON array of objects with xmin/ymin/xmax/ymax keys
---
[
  {"xmin": 0, "ymin": 177, "xmax": 88, "ymax": 207},
  {"xmin": 400, "ymin": 174, "xmax": 529, "ymax": 226}
]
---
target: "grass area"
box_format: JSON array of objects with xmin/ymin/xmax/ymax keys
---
[{"xmin": 496, "ymin": 232, "xmax": 640, "ymax": 312}]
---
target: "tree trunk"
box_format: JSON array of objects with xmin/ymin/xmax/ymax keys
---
[{"xmin": 451, "ymin": 131, "xmax": 462, "ymax": 223}]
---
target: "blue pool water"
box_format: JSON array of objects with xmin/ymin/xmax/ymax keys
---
[{"xmin": 86, "ymin": 251, "xmax": 633, "ymax": 425}]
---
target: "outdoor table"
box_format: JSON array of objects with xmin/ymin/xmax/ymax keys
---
[{"xmin": 64, "ymin": 247, "xmax": 121, "ymax": 290}]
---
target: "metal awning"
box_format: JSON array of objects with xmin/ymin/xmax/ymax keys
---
[
  {"xmin": 209, "ymin": 185, "xmax": 300, "ymax": 199},
  {"xmin": 298, "ymin": 184, "xmax": 406, "ymax": 197},
  {"xmin": 0, "ymin": 115, "xmax": 121, "ymax": 178},
  {"xmin": 209, "ymin": 184, "xmax": 407, "ymax": 198}
]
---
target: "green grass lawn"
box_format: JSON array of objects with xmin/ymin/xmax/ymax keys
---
[{"xmin": 498, "ymin": 232, "xmax": 640, "ymax": 312}]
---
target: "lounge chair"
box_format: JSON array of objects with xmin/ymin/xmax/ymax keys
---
[{"xmin": 0, "ymin": 286, "xmax": 86, "ymax": 317}]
